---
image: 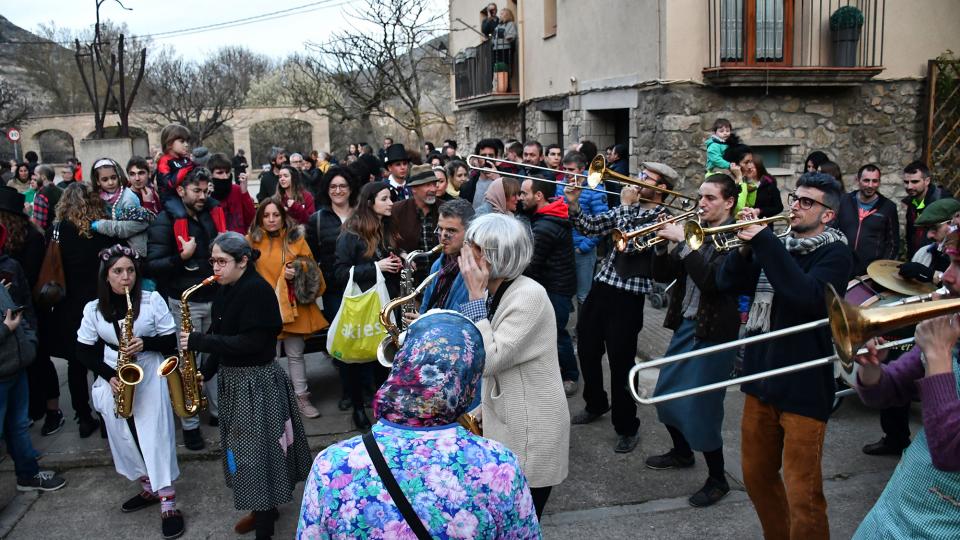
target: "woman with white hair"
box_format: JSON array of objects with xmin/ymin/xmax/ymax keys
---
[{"xmin": 458, "ymin": 212, "xmax": 570, "ymax": 519}]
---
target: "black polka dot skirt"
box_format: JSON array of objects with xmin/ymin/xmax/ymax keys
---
[{"xmin": 217, "ymin": 361, "xmax": 312, "ymax": 510}]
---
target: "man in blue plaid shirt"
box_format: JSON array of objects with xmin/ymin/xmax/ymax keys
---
[{"xmin": 564, "ymin": 161, "xmax": 680, "ymax": 454}]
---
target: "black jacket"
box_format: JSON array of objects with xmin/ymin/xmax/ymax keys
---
[
  {"xmin": 334, "ymin": 230, "xmax": 401, "ymax": 299},
  {"xmin": 754, "ymin": 178, "xmax": 784, "ymax": 218},
  {"xmin": 903, "ymin": 185, "xmax": 952, "ymax": 258},
  {"xmin": 717, "ymin": 227, "xmax": 853, "ymax": 422},
  {"xmin": 651, "ymin": 221, "xmax": 739, "ymax": 342},
  {"xmin": 146, "ymin": 204, "xmax": 221, "ymax": 303},
  {"xmin": 257, "ymin": 170, "xmax": 279, "ymax": 203},
  {"xmin": 523, "ymin": 202, "xmax": 577, "ymax": 296},
  {"xmin": 836, "ymin": 191, "xmax": 900, "ymax": 276},
  {"xmin": 193, "ymin": 267, "xmax": 282, "ymax": 380},
  {"xmin": 47, "ymin": 221, "xmax": 120, "ymax": 359},
  {"xmin": 307, "ymin": 207, "xmax": 347, "ymax": 318}
]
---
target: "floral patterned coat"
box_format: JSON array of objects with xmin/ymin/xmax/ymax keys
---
[{"xmin": 297, "ymin": 421, "xmax": 541, "ymax": 539}]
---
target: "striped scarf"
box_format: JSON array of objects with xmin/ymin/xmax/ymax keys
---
[{"xmin": 745, "ymin": 227, "xmax": 847, "ymax": 332}]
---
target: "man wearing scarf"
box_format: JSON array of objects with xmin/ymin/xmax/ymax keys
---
[
  {"xmin": 717, "ymin": 172, "xmax": 853, "ymax": 540},
  {"xmin": 415, "ymin": 199, "xmax": 474, "ymax": 317},
  {"xmin": 207, "ymin": 153, "xmax": 255, "ymax": 234}
]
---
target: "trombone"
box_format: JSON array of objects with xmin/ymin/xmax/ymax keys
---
[
  {"xmin": 628, "ymin": 284, "xmax": 960, "ymax": 405},
  {"xmin": 613, "ymin": 209, "xmax": 702, "ymax": 252},
  {"xmin": 467, "ymin": 155, "xmax": 697, "ymax": 213},
  {"xmin": 684, "ymin": 212, "xmax": 793, "ymax": 251}
]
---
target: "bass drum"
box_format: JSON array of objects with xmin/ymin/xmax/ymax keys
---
[{"xmin": 833, "ymin": 275, "xmax": 916, "ymax": 412}]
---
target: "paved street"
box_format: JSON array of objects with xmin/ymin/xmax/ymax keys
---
[{"xmin": 0, "ymin": 304, "xmax": 909, "ymax": 539}]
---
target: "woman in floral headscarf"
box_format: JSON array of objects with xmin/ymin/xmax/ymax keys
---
[{"xmin": 297, "ymin": 311, "xmax": 541, "ymax": 539}]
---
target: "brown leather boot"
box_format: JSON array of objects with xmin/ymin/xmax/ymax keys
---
[{"xmin": 233, "ymin": 512, "xmax": 256, "ymax": 535}]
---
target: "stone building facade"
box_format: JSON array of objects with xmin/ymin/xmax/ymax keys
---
[{"xmin": 449, "ymin": 0, "xmax": 958, "ymax": 203}]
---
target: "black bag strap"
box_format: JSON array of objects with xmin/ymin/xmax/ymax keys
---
[{"xmin": 362, "ymin": 432, "xmax": 432, "ymax": 540}]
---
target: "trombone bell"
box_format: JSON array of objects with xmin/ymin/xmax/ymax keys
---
[{"xmin": 826, "ymin": 284, "xmax": 960, "ymax": 370}]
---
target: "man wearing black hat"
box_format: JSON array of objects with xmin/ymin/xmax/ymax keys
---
[
  {"xmin": 392, "ymin": 164, "xmax": 441, "ymax": 281},
  {"xmin": 383, "ymin": 143, "xmax": 411, "ymax": 201}
]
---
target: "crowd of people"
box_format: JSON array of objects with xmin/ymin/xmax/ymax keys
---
[{"xmin": 0, "ymin": 116, "xmax": 956, "ymax": 540}]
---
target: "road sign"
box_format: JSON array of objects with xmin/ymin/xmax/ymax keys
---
[{"xmin": 6, "ymin": 129, "xmax": 21, "ymax": 142}]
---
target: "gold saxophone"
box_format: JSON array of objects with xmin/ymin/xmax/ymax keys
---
[
  {"xmin": 114, "ymin": 287, "xmax": 143, "ymax": 419},
  {"xmin": 157, "ymin": 275, "xmax": 218, "ymax": 418}
]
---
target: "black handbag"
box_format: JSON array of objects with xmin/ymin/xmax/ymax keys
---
[{"xmin": 362, "ymin": 432, "xmax": 433, "ymax": 540}]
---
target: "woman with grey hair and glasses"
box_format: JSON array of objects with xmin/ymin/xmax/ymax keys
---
[{"xmin": 457, "ymin": 213, "xmax": 570, "ymax": 519}]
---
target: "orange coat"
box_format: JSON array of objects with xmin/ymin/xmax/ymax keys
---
[{"xmin": 248, "ymin": 229, "xmax": 328, "ymax": 338}]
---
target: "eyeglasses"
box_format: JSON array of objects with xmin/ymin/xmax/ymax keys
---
[
  {"xmin": 435, "ymin": 226, "xmax": 461, "ymax": 239},
  {"xmin": 208, "ymin": 257, "xmax": 234, "ymax": 267},
  {"xmin": 788, "ymin": 192, "xmax": 832, "ymax": 211},
  {"xmin": 329, "ymin": 184, "xmax": 350, "ymax": 192}
]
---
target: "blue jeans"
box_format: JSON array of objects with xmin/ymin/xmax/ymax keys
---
[
  {"xmin": 0, "ymin": 372, "xmax": 40, "ymax": 481},
  {"xmin": 574, "ymin": 247, "xmax": 598, "ymax": 303},
  {"xmin": 547, "ymin": 292, "xmax": 579, "ymax": 382}
]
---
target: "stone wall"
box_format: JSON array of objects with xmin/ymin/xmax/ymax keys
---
[
  {"xmin": 633, "ymin": 80, "xmax": 926, "ymax": 198},
  {"xmin": 454, "ymin": 80, "xmax": 927, "ymax": 204},
  {"xmin": 454, "ymin": 107, "xmax": 522, "ymax": 153}
]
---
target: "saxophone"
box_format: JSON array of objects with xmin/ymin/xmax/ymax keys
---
[
  {"xmin": 157, "ymin": 275, "xmax": 218, "ymax": 418},
  {"xmin": 399, "ymin": 244, "xmax": 443, "ymax": 325},
  {"xmin": 114, "ymin": 287, "xmax": 143, "ymax": 419}
]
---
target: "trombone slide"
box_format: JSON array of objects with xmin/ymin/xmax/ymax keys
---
[{"xmin": 628, "ymin": 337, "xmax": 915, "ymax": 405}]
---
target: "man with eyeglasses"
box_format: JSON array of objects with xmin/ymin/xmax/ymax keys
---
[
  {"xmin": 147, "ymin": 167, "xmax": 229, "ymax": 450},
  {"xmin": 564, "ymin": 161, "xmax": 678, "ymax": 454},
  {"xmin": 392, "ymin": 164, "xmax": 443, "ymax": 283},
  {"xmin": 56, "ymin": 163, "xmax": 77, "ymax": 189},
  {"xmin": 717, "ymin": 172, "xmax": 852, "ymax": 539},
  {"xmin": 404, "ymin": 199, "xmax": 475, "ymax": 321}
]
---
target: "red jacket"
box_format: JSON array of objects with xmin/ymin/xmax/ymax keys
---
[{"xmin": 220, "ymin": 185, "xmax": 256, "ymax": 233}]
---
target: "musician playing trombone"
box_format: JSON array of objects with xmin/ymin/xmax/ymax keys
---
[
  {"xmin": 851, "ymin": 229, "xmax": 960, "ymax": 539},
  {"xmin": 644, "ymin": 174, "xmax": 741, "ymax": 507},
  {"xmin": 715, "ymin": 172, "xmax": 852, "ymax": 539},
  {"xmin": 564, "ymin": 162, "xmax": 678, "ymax": 454}
]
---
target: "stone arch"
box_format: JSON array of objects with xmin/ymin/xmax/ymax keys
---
[
  {"xmin": 34, "ymin": 129, "xmax": 76, "ymax": 164},
  {"xmin": 248, "ymin": 119, "xmax": 313, "ymax": 167}
]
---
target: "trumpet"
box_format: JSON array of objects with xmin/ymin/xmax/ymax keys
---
[
  {"xmin": 684, "ymin": 212, "xmax": 793, "ymax": 251},
  {"xmin": 628, "ymin": 284, "xmax": 960, "ymax": 405},
  {"xmin": 612, "ymin": 209, "xmax": 702, "ymax": 252},
  {"xmin": 467, "ymin": 155, "xmax": 697, "ymax": 212}
]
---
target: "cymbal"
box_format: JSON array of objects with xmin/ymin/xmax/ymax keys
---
[{"xmin": 866, "ymin": 259, "xmax": 936, "ymax": 297}]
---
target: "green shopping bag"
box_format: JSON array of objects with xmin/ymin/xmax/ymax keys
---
[{"xmin": 327, "ymin": 266, "xmax": 392, "ymax": 362}]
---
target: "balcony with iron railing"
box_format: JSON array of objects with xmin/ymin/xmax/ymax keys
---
[
  {"xmin": 454, "ymin": 39, "xmax": 520, "ymax": 109},
  {"xmin": 704, "ymin": 0, "xmax": 885, "ymax": 86}
]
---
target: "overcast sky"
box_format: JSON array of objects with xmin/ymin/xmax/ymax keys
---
[{"xmin": 5, "ymin": 0, "xmax": 447, "ymax": 61}]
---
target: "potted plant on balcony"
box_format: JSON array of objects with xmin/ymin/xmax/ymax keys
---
[
  {"xmin": 830, "ymin": 5, "xmax": 864, "ymax": 67},
  {"xmin": 493, "ymin": 61, "xmax": 510, "ymax": 93}
]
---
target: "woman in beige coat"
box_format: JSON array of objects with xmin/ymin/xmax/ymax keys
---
[{"xmin": 458, "ymin": 212, "xmax": 570, "ymax": 519}]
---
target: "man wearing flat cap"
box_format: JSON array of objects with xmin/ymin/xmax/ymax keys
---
[
  {"xmin": 563, "ymin": 161, "xmax": 679, "ymax": 454},
  {"xmin": 383, "ymin": 143, "xmax": 411, "ymax": 201},
  {"xmin": 899, "ymin": 197, "xmax": 960, "ymax": 287},
  {"xmin": 392, "ymin": 164, "xmax": 442, "ymax": 281}
]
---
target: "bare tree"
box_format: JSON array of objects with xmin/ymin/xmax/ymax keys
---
[
  {"xmin": 286, "ymin": 0, "xmax": 452, "ymax": 148},
  {"xmin": 73, "ymin": 0, "xmax": 147, "ymax": 139},
  {"xmin": 13, "ymin": 20, "xmax": 146, "ymax": 115},
  {"xmin": 0, "ymin": 80, "xmax": 32, "ymax": 128},
  {"xmin": 142, "ymin": 46, "xmax": 271, "ymax": 145}
]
